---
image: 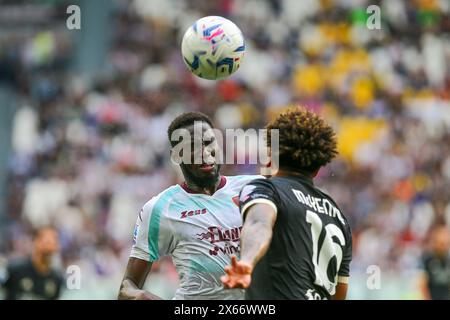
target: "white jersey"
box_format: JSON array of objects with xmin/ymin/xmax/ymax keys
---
[{"xmin": 130, "ymin": 175, "xmax": 262, "ymax": 300}]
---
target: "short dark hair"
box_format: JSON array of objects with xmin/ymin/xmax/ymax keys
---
[
  {"xmin": 266, "ymin": 106, "xmax": 338, "ymax": 173},
  {"xmin": 167, "ymin": 112, "xmax": 214, "ymax": 147}
]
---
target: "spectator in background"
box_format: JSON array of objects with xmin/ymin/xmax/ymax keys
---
[
  {"xmin": 1, "ymin": 226, "xmax": 63, "ymax": 300},
  {"xmin": 419, "ymin": 224, "xmax": 450, "ymax": 300}
]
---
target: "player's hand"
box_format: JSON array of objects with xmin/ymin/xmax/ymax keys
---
[
  {"xmin": 221, "ymin": 255, "xmax": 253, "ymax": 289},
  {"xmin": 134, "ymin": 290, "xmax": 163, "ymax": 300}
]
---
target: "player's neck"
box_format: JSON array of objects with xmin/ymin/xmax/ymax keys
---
[
  {"xmin": 184, "ymin": 176, "xmax": 223, "ymax": 195},
  {"xmin": 275, "ymin": 167, "xmax": 315, "ymax": 182},
  {"xmin": 31, "ymin": 251, "xmax": 51, "ymax": 275}
]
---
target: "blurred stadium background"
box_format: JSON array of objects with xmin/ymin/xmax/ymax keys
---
[{"xmin": 0, "ymin": 0, "xmax": 449, "ymax": 299}]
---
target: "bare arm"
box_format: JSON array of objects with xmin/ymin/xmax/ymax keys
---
[
  {"xmin": 419, "ymin": 272, "xmax": 431, "ymax": 300},
  {"xmin": 332, "ymin": 283, "xmax": 348, "ymax": 300},
  {"xmin": 221, "ymin": 203, "xmax": 277, "ymax": 288},
  {"xmin": 118, "ymin": 257, "xmax": 163, "ymax": 300},
  {"xmin": 240, "ymin": 203, "xmax": 278, "ymax": 267}
]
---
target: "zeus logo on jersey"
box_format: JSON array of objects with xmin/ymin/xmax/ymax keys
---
[{"xmin": 180, "ymin": 208, "xmax": 207, "ymax": 219}]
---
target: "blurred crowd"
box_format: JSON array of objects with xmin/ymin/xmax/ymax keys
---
[{"xmin": 1, "ymin": 0, "xmax": 450, "ymax": 299}]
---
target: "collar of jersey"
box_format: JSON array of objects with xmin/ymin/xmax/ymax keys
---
[{"xmin": 179, "ymin": 176, "xmax": 227, "ymax": 196}]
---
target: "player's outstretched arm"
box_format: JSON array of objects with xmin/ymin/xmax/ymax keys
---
[
  {"xmin": 332, "ymin": 283, "xmax": 348, "ymax": 300},
  {"xmin": 240, "ymin": 203, "xmax": 277, "ymax": 267},
  {"xmin": 222, "ymin": 203, "xmax": 277, "ymax": 289},
  {"xmin": 118, "ymin": 257, "xmax": 163, "ymax": 300}
]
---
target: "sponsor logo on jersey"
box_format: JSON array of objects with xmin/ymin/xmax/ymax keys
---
[
  {"xmin": 180, "ymin": 208, "xmax": 207, "ymax": 219},
  {"xmin": 196, "ymin": 226, "xmax": 242, "ymax": 243},
  {"xmin": 196, "ymin": 226, "xmax": 242, "ymax": 256}
]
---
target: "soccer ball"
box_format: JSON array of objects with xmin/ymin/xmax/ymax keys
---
[{"xmin": 181, "ymin": 16, "xmax": 245, "ymax": 80}]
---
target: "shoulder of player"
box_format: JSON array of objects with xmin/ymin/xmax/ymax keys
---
[
  {"xmin": 312, "ymin": 185, "xmax": 348, "ymax": 216},
  {"xmin": 265, "ymin": 176, "xmax": 287, "ymax": 186},
  {"xmin": 48, "ymin": 268, "xmax": 64, "ymax": 282},
  {"xmin": 316, "ymin": 188, "xmax": 351, "ymax": 228},
  {"xmin": 7, "ymin": 257, "xmax": 31, "ymax": 270},
  {"xmin": 253, "ymin": 176, "xmax": 286, "ymax": 194},
  {"xmin": 270, "ymin": 177, "xmax": 352, "ymax": 227},
  {"xmin": 5, "ymin": 257, "xmax": 32, "ymax": 277},
  {"xmin": 141, "ymin": 185, "xmax": 182, "ymax": 219},
  {"xmin": 224, "ymin": 175, "xmax": 265, "ymax": 189}
]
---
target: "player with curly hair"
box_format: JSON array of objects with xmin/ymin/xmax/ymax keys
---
[{"xmin": 221, "ymin": 106, "xmax": 352, "ymax": 300}]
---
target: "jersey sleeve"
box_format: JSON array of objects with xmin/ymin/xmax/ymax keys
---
[
  {"xmin": 130, "ymin": 196, "xmax": 176, "ymax": 262},
  {"xmin": 239, "ymin": 178, "xmax": 280, "ymax": 219},
  {"xmin": 337, "ymin": 224, "xmax": 352, "ymax": 283}
]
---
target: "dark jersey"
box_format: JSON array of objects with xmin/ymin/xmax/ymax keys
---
[
  {"xmin": 421, "ymin": 253, "xmax": 450, "ymax": 300},
  {"xmin": 2, "ymin": 257, "xmax": 63, "ymax": 300},
  {"xmin": 239, "ymin": 175, "xmax": 352, "ymax": 300}
]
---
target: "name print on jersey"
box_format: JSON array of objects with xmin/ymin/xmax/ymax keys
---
[
  {"xmin": 197, "ymin": 226, "xmax": 242, "ymax": 256},
  {"xmin": 292, "ymin": 189, "xmax": 346, "ymax": 225}
]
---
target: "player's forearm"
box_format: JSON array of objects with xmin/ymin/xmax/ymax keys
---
[
  {"xmin": 118, "ymin": 257, "xmax": 161, "ymax": 300},
  {"xmin": 419, "ymin": 274, "xmax": 431, "ymax": 300},
  {"xmin": 240, "ymin": 204, "xmax": 277, "ymax": 268},
  {"xmin": 240, "ymin": 221, "xmax": 273, "ymax": 268},
  {"xmin": 118, "ymin": 279, "xmax": 163, "ymax": 300}
]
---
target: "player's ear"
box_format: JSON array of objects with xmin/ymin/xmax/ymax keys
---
[
  {"xmin": 312, "ymin": 168, "xmax": 320, "ymax": 178},
  {"xmin": 260, "ymin": 146, "xmax": 278, "ymax": 177}
]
